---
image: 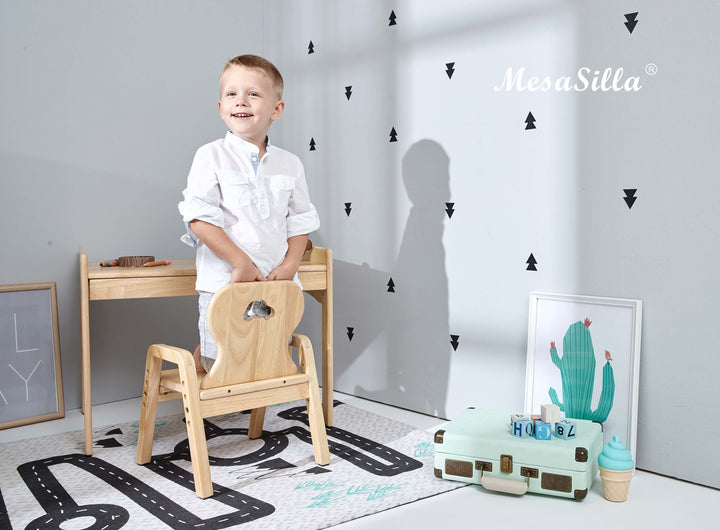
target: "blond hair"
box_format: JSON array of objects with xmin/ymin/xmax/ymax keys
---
[{"xmin": 221, "ymin": 54, "xmax": 284, "ymax": 99}]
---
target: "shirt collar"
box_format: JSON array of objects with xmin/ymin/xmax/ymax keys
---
[{"xmin": 223, "ymin": 132, "xmax": 272, "ymax": 157}]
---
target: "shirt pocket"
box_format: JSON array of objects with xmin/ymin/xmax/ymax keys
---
[
  {"xmin": 269, "ymin": 175, "xmax": 296, "ymax": 208},
  {"xmin": 217, "ymin": 169, "xmax": 252, "ymax": 208}
]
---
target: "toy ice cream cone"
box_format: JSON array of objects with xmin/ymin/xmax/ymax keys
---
[
  {"xmin": 598, "ymin": 435, "xmax": 634, "ymax": 502},
  {"xmin": 599, "ymin": 467, "xmax": 633, "ymax": 502}
]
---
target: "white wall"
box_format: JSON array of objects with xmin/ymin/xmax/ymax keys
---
[
  {"xmin": 1, "ymin": 1, "xmax": 264, "ymax": 406},
  {"xmin": 264, "ymin": 0, "xmax": 720, "ymax": 488}
]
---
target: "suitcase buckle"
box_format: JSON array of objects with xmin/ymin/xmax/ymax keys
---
[
  {"xmin": 521, "ymin": 466, "xmax": 539, "ymax": 479},
  {"xmin": 475, "ymin": 460, "xmax": 492, "ymax": 472},
  {"xmin": 500, "ymin": 454, "xmax": 513, "ymax": 474}
]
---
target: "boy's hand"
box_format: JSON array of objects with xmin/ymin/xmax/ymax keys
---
[
  {"xmin": 231, "ymin": 262, "xmax": 265, "ymax": 283},
  {"xmin": 266, "ymin": 234, "xmax": 307, "ymax": 281},
  {"xmin": 266, "ymin": 262, "xmax": 296, "ymax": 281}
]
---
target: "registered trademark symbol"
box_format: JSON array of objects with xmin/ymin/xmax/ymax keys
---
[{"xmin": 645, "ymin": 63, "xmax": 658, "ymax": 76}]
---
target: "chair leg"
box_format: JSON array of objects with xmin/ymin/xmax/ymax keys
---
[
  {"xmin": 295, "ymin": 334, "xmax": 330, "ymax": 465},
  {"xmin": 306, "ymin": 385, "xmax": 330, "ymax": 465},
  {"xmin": 248, "ymin": 407, "xmax": 266, "ymax": 439},
  {"xmin": 177, "ymin": 361, "xmax": 214, "ymax": 498},
  {"xmin": 136, "ymin": 351, "xmax": 162, "ymax": 465}
]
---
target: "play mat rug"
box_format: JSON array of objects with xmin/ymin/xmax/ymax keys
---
[{"xmin": 0, "ymin": 400, "xmax": 464, "ymax": 529}]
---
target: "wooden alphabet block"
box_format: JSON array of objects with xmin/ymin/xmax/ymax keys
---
[
  {"xmin": 534, "ymin": 420, "xmax": 552, "ymax": 440},
  {"xmin": 510, "ymin": 413, "xmax": 530, "ymax": 425},
  {"xmin": 541, "ymin": 404, "xmax": 562, "ymax": 425},
  {"xmin": 555, "ymin": 419, "xmax": 577, "ymax": 440},
  {"xmin": 512, "ymin": 418, "xmax": 534, "ymax": 438}
]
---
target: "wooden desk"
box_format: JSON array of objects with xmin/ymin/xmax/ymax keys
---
[{"xmin": 79, "ymin": 248, "xmax": 333, "ymax": 455}]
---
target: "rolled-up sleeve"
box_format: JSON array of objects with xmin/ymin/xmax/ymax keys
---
[
  {"xmin": 178, "ymin": 194, "xmax": 224, "ymax": 246},
  {"xmin": 286, "ymin": 162, "xmax": 320, "ymax": 237},
  {"xmin": 177, "ymin": 147, "xmax": 223, "ymax": 247}
]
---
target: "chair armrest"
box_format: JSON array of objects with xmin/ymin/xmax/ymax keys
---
[
  {"xmin": 291, "ymin": 334, "xmax": 318, "ymax": 375},
  {"xmin": 147, "ymin": 344, "xmax": 195, "ymax": 368}
]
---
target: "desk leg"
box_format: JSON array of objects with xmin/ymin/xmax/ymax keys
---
[
  {"xmin": 323, "ymin": 287, "xmax": 334, "ymax": 427},
  {"xmin": 308, "ymin": 290, "xmax": 333, "ymax": 426},
  {"xmin": 313, "ymin": 291, "xmax": 332, "ymax": 426},
  {"xmin": 79, "ymin": 253, "xmax": 93, "ymax": 455}
]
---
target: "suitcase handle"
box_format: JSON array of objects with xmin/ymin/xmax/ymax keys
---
[{"xmin": 480, "ymin": 474, "xmax": 529, "ymax": 495}]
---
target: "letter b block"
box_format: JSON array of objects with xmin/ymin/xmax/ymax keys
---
[
  {"xmin": 512, "ymin": 418, "xmax": 534, "ymax": 438},
  {"xmin": 555, "ymin": 420, "xmax": 577, "ymax": 440},
  {"xmin": 534, "ymin": 420, "xmax": 552, "ymax": 440}
]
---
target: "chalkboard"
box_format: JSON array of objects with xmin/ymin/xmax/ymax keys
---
[{"xmin": 0, "ymin": 283, "xmax": 64, "ymax": 429}]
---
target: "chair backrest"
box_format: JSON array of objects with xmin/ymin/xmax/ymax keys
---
[{"xmin": 200, "ymin": 280, "xmax": 304, "ymax": 389}]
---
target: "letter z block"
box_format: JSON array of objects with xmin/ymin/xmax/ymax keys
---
[
  {"xmin": 534, "ymin": 420, "xmax": 552, "ymax": 440},
  {"xmin": 555, "ymin": 419, "xmax": 577, "ymax": 440},
  {"xmin": 511, "ymin": 413, "xmax": 530, "ymax": 425},
  {"xmin": 512, "ymin": 418, "xmax": 534, "ymax": 438}
]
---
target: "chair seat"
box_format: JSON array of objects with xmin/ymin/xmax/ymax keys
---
[{"xmin": 160, "ymin": 369, "xmax": 311, "ymax": 400}]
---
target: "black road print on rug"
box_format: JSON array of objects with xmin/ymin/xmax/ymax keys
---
[
  {"xmin": 13, "ymin": 402, "xmax": 423, "ymax": 530},
  {"xmin": 0, "ymin": 489, "xmax": 10, "ymax": 530}
]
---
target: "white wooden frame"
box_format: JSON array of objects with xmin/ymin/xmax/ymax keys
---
[{"xmin": 525, "ymin": 292, "xmax": 642, "ymax": 460}]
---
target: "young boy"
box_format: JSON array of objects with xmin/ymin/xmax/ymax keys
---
[{"xmin": 178, "ymin": 55, "xmax": 320, "ymax": 372}]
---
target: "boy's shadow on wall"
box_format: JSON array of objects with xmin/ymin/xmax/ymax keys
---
[{"xmin": 333, "ymin": 139, "xmax": 451, "ymax": 418}]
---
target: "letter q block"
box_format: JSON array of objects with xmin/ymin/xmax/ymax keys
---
[
  {"xmin": 555, "ymin": 419, "xmax": 577, "ymax": 440},
  {"xmin": 540, "ymin": 404, "xmax": 562, "ymax": 425},
  {"xmin": 512, "ymin": 418, "xmax": 534, "ymax": 438}
]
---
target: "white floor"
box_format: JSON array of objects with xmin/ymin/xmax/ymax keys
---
[{"xmin": 2, "ymin": 392, "xmax": 718, "ymax": 529}]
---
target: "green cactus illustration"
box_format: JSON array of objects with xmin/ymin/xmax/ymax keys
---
[{"xmin": 548, "ymin": 318, "xmax": 615, "ymax": 423}]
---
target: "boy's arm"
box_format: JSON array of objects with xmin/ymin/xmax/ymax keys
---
[
  {"xmin": 189, "ymin": 220, "xmax": 264, "ymax": 282},
  {"xmin": 266, "ymin": 234, "xmax": 308, "ymax": 281}
]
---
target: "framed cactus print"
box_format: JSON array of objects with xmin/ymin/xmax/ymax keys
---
[{"xmin": 525, "ymin": 292, "xmax": 642, "ymax": 460}]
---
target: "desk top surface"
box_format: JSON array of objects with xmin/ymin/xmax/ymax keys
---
[{"xmin": 85, "ymin": 247, "xmax": 329, "ymax": 280}]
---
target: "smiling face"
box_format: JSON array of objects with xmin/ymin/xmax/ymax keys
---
[{"xmin": 218, "ymin": 65, "xmax": 284, "ymax": 151}]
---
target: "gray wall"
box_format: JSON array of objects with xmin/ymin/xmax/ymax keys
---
[
  {"xmin": 1, "ymin": 1, "xmax": 264, "ymax": 405},
  {"xmin": 264, "ymin": 0, "xmax": 720, "ymax": 488},
  {"xmin": 2, "ymin": 0, "xmax": 718, "ymax": 490}
]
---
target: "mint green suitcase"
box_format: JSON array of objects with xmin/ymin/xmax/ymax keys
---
[{"xmin": 434, "ymin": 408, "xmax": 602, "ymax": 500}]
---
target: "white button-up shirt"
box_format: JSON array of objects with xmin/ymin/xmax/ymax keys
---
[{"xmin": 178, "ymin": 132, "xmax": 320, "ymax": 293}]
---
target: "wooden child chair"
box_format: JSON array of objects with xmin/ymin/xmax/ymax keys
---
[{"xmin": 135, "ymin": 280, "xmax": 330, "ymax": 498}]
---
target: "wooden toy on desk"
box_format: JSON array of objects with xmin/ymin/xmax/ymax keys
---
[
  {"xmin": 118, "ymin": 255, "xmax": 155, "ymax": 267},
  {"xmin": 143, "ymin": 260, "xmax": 172, "ymax": 267},
  {"xmin": 303, "ymin": 239, "xmax": 313, "ymax": 258}
]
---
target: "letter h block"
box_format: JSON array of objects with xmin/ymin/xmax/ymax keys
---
[{"xmin": 512, "ymin": 418, "xmax": 534, "ymax": 438}]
